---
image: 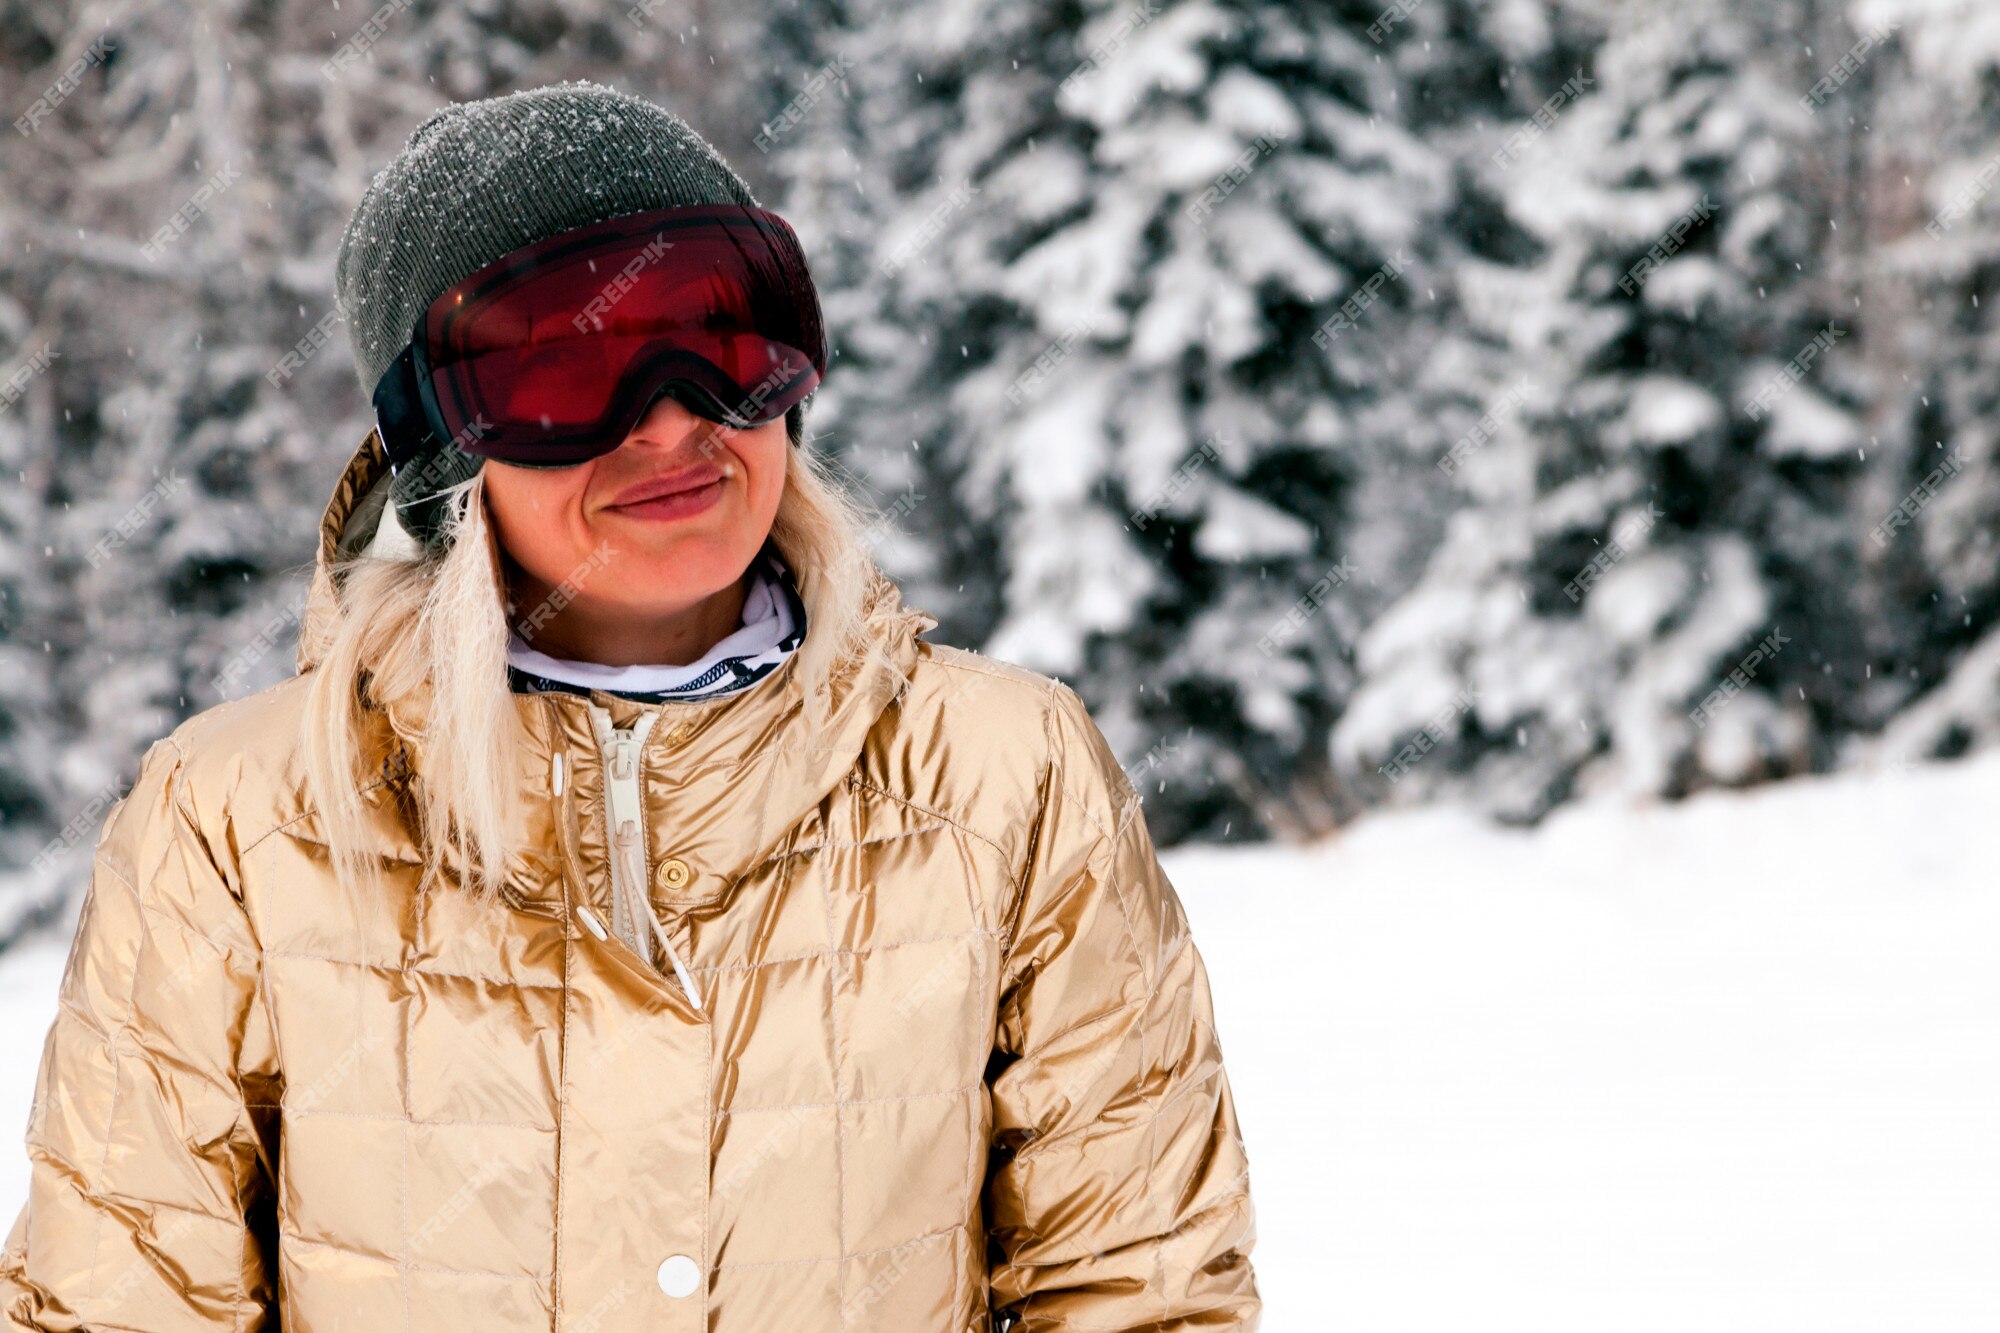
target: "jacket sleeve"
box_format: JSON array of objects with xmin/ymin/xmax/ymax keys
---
[
  {"xmin": 984, "ymin": 683, "xmax": 1261, "ymax": 1331},
  {"xmin": 0, "ymin": 732, "xmax": 281, "ymax": 1331}
]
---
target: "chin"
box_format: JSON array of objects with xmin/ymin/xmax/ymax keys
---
[{"xmin": 612, "ymin": 539, "xmax": 751, "ymax": 584}]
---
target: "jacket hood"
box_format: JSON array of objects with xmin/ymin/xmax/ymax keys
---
[{"xmin": 295, "ymin": 428, "xmax": 938, "ymax": 908}]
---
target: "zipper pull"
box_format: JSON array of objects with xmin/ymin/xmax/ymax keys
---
[
  {"xmin": 613, "ymin": 814, "xmax": 704, "ymax": 1013},
  {"xmin": 612, "ymin": 816, "xmax": 651, "ymax": 962}
]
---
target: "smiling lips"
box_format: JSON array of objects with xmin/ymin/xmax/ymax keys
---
[
  {"xmin": 610, "ymin": 462, "xmax": 724, "ymax": 507},
  {"xmin": 608, "ymin": 464, "xmax": 727, "ymax": 521}
]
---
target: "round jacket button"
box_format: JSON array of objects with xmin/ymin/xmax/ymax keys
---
[
  {"xmin": 655, "ymin": 857, "xmax": 693, "ymax": 892},
  {"xmin": 657, "ymin": 1253, "xmax": 700, "ymax": 1298}
]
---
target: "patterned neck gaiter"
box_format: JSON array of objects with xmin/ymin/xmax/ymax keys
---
[{"xmin": 505, "ymin": 541, "xmax": 807, "ymax": 704}]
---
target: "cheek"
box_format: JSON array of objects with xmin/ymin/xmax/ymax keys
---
[
  {"xmin": 744, "ymin": 432, "xmax": 789, "ymax": 514},
  {"xmin": 485, "ymin": 471, "xmax": 588, "ymax": 568}
]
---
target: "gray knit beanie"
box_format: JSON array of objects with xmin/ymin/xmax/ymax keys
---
[{"xmin": 334, "ymin": 81, "xmax": 776, "ymax": 549}]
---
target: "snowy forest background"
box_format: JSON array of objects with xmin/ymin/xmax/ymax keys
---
[{"xmin": 1, "ymin": 0, "xmax": 1996, "ymax": 947}]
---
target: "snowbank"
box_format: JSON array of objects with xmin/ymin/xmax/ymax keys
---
[{"xmin": 1173, "ymin": 748, "xmax": 2000, "ymax": 1331}]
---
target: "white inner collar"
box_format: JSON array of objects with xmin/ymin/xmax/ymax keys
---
[{"xmin": 505, "ymin": 549, "xmax": 797, "ymax": 695}]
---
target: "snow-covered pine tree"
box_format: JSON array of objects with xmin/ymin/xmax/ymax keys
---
[
  {"xmin": 1337, "ymin": 0, "xmax": 1875, "ymax": 821},
  {"xmin": 0, "ymin": 299, "xmax": 63, "ymax": 946},
  {"xmin": 738, "ymin": 0, "xmax": 960, "ymax": 599},
  {"xmin": 0, "ymin": 3, "xmax": 284, "ymax": 938},
  {"xmin": 1846, "ymin": 0, "xmax": 2000, "ymax": 765},
  {"xmin": 817, "ymin": 0, "xmax": 1564, "ymax": 841}
]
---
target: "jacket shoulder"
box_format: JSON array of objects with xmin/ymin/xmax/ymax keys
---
[
  {"xmin": 900, "ymin": 642, "xmax": 1069, "ymax": 753},
  {"xmin": 155, "ymin": 673, "xmax": 319, "ymax": 853},
  {"xmin": 924, "ymin": 649, "xmax": 1136, "ymax": 836},
  {"xmin": 906, "ymin": 640, "xmax": 1128, "ymax": 771},
  {"xmin": 909, "ymin": 641, "xmax": 1061, "ymax": 702},
  {"xmin": 877, "ymin": 643, "xmax": 1132, "ymax": 850}
]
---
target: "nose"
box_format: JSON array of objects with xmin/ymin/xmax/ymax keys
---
[
  {"xmin": 621, "ymin": 386, "xmax": 742, "ymax": 460},
  {"xmin": 622, "ymin": 388, "xmax": 705, "ymax": 446}
]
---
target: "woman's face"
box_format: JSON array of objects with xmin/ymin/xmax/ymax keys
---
[{"xmin": 482, "ymin": 392, "xmax": 788, "ymax": 626}]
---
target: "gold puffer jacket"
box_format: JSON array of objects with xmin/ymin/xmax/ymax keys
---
[{"xmin": 0, "ymin": 429, "xmax": 1260, "ymax": 1331}]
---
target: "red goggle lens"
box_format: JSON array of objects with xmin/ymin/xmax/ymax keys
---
[{"xmin": 420, "ymin": 204, "xmax": 825, "ymax": 464}]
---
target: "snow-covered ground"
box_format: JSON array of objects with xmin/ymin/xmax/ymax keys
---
[
  {"xmin": 0, "ymin": 752, "xmax": 1993, "ymax": 1330},
  {"xmin": 1181, "ymin": 749, "xmax": 2000, "ymax": 1332}
]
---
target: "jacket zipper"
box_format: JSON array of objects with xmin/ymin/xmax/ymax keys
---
[
  {"xmin": 582, "ymin": 704, "xmax": 703, "ymax": 1012},
  {"xmin": 588, "ymin": 704, "xmax": 659, "ymax": 955}
]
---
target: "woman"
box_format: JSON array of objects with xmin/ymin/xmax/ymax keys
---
[{"xmin": 0, "ymin": 82, "xmax": 1260, "ymax": 1331}]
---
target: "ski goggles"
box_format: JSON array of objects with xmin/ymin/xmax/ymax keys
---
[{"xmin": 371, "ymin": 202, "xmax": 826, "ymax": 473}]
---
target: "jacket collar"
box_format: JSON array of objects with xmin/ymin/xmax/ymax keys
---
[{"xmin": 298, "ymin": 428, "xmax": 936, "ymax": 905}]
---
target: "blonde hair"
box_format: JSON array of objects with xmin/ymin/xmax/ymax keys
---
[{"xmin": 300, "ymin": 435, "xmax": 894, "ymax": 906}]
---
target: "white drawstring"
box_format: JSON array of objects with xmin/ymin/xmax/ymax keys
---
[{"xmin": 614, "ymin": 820, "xmax": 704, "ymax": 1013}]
